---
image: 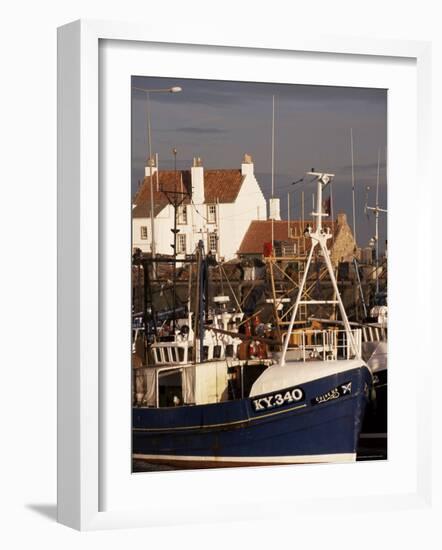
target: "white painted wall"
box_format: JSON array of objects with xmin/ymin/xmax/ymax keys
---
[{"xmin": 215, "ymin": 163, "xmax": 267, "ymax": 259}]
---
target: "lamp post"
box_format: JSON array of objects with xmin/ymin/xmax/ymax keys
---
[{"xmin": 133, "ymin": 86, "xmax": 182, "ymax": 259}]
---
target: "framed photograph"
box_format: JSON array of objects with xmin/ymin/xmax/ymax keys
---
[{"xmin": 57, "ymin": 20, "xmax": 432, "ymax": 530}]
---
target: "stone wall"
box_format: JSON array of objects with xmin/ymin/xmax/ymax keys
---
[{"xmin": 330, "ymin": 212, "xmax": 359, "ymax": 265}]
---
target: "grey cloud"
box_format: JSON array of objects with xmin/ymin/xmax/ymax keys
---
[
  {"xmin": 132, "ymin": 75, "xmax": 387, "ymax": 109},
  {"xmin": 131, "ymin": 75, "xmax": 387, "ymax": 247},
  {"xmin": 175, "ymin": 127, "xmax": 227, "ymax": 134},
  {"xmin": 337, "ymin": 161, "xmax": 387, "ymax": 176}
]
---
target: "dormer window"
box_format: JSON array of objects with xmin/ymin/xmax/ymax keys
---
[
  {"xmin": 177, "ymin": 205, "xmax": 188, "ymax": 225},
  {"xmin": 207, "ymin": 204, "xmax": 216, "ymax": 223}
]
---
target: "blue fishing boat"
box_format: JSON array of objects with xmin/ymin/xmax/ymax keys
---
[
  {"xmin": 132, "ymin": 172, "xmax": 372, "ymax": 468},
  {"xmin": 133, "ymin": 361, "xmax": 370, "ymax": 467}
]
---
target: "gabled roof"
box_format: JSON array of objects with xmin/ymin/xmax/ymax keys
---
[
  {"xmin": 132, "ymin": 170, "xmax": 191, "ymax": 218},
  {"xmin": 132, "ymin": 169, "xmax": 245, "ymax": 218},
  {"xmin": 237, "ymin": 220, "xmax": 336, "ymax": 255},
  {"xmin": 204, "ymin": 170, "xmax": 245, "ymax": 203}
]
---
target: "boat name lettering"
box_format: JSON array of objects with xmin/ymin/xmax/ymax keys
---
[
  {"xmin": 311, "ymin": 381, "xmax": 352, "ymax": 406},
  {"xmin": 252, "ymin": 387, "xmax": 305, "ymax": 412}
]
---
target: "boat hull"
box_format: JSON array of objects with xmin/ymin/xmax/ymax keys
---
[
  {"xmin": 133, "ymin": 366, "xmax": 371, "ymax": 468},
  {"xmin": 360, "ymin": 368, "xmax": 387, "ymax": 438}
]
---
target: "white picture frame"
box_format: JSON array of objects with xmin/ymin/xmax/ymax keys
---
[{"xmin": 57, "ymin": 19, "xmax": 433, "ymax": 531}]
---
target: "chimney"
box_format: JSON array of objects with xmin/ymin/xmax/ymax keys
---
[
  {"xmin": 144, "ymin": 155, "xmax": 158, "ymax": 177},
  {"xmin": 191, "ymin": 157, "xmax": 205, "ymax": 205},
  {"xmin": 241, "ymin": 153, "xmax": 254, "ymax": 176},
  {"xmin": 269, "ymin": 197, "xmax": 281, "ymax": 220},
  {"xmin": 337, "ymin": 212, "xmax": 348, "ymax": 227}
]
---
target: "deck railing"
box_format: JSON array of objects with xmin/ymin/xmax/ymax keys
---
[
  {"xmin": 361, "ymin": 324, "xmax": 387, "ymax": 343},
  {"xmin": 152, "ymin": 342, "xmax": 189, "ymax": 365},
  {"xmin": 282, "ymin": 328, "xmax": 362, "ymax": 361},
  {"xmin": 151, "ymin": 339, "xmax": 238, "ymax": 365}
]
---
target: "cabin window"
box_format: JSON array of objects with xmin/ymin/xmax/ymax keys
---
[
  {"xmin": 208, "ymin": 232, "xmax": 218, "ymax": 254},
  {"xmin": 158, "ymin": 370, "xmax": 183, "ymax": 407},
  {"xmin": 177, "ymin": 205, "xmax": 188, "ymax": 224},
  {"xmin": 207, "ymin": 204, "xmax": 217, "ymax": 223},
  {"xmin": 203, "ymin": 346, "xmax": 209, "ymax": 361},
  {"xmin": 177, "ymin": 233, "xmax": 187, "ymax": 254},
  {"xmin": 225, "ymin": 344, "xmax": 234, "ymax": 358},
  {"xmin": 140, "ymin": 226, "xmax": 148, "ymax": 240},
  {"xmin": 213, "ymin": 345, "xmax": 222, "ymax": 359}
]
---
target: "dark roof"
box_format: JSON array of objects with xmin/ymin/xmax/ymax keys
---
[
  {"xmin": 204, "ymin": 170, "xmax": 244, "ymax": 202},
  {"xmin": 132, "ymin": 171, "xmax": 191, "ymax": 218},
  {"xmin": 237, "ymin": 220, "xmax": 336, "ymax": 255},
  {"xmin": 132, "ymin": 169, "xmax": 245, "ymax": 218}
]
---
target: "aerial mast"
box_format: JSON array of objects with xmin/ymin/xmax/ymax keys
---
[
  {"xmin": 271, "ymin": 95, "xmax": 275, "ymax": 251},
  {"xmin": 350, "ymin": 128, "xmax": 357, "ymax": 244},
  {"xmin": 279, "ymin": 171, "xmax": 361, "ymax": 366},
  {"xmin": 365, "ymin": 149, "xmax": 387, "ymax": 295}
]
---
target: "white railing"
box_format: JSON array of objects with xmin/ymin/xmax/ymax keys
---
[
  {"xmin": 152, "ymin": 342, "xmax": 189, "ymax": 365},
  {"xmin": 362, "ymin": 324, "xmax": 387, "ymax": 343},
  {"xmin": 282, "ymin": 328, "xmax": 362, "ymax": 361},
  {"xmin": 151, "ymin": 339, "xmax": 238, "ymax": 365}
]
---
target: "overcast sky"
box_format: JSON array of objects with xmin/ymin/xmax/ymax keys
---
[{"xmin": 131, "ymin": 76, "xmax": 387, "ymax": 249}]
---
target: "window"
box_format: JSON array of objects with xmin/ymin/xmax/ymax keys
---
[
  {"xmin": 177, "ymin": 205, "xmax": 188, "ymax": 225},
  {"xmin": 158, "ymin": 370, "xmax": 183, "ymax": 408},
  {"xmin": 207, "ymin": 204, "xmax": 216, "ymax": 223},
  {"xmin": 208, "ymin": 232, "xmax": 218, "ymax": 254},
  {"xmin": 140, "ymin": 226, "xmax": 148, "ymax": 240},
  {"xmin": 177, "ymin": 233, "xmax": 187, "ymax": 254}
]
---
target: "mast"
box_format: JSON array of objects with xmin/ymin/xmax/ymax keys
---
[
  {"xmin": 375, "ymin": 150, "xmax": 380, "ymax": 295},
  {"xmin": 287, "ymin": 192, "xmax": 290, "ymax": 238},
  {"xmin": 155, "ymin": 153, "xmax": 159, "ymax": 191},
  {"xmin": 146, "ymin": 93, "xmax": 156, "ymax": 260},
  {"xmin": 279, "ymin": 171, "xmax": 361, "ymax": 366},
  {"xmin": 271, "ymin": 95, "xmax": 275, "ymax": 251},
  {"xmin": 301, "ymin": 191, "xmax": 305, "ymax": 253},
  {"xmin": 162, "ymin": 148, "xmax": 188, "ymax": 334},
  {"xmin": 366, "ymin": 149, "xmax": 387, "ymax": 296},
  {"xmin": 329, "ymin": 174, "xmax": 335, "ymax": 241},
  {"xmin": 198, "ymin": 240, "xmax": 208, "ymax": 362},
  {"xmin": 350, "ymin": 128, "xmax": 357, "ymax": 244}
]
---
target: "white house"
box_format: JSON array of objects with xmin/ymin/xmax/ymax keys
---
[{"xmin": 132, "ymin": 154, "xmax": 267, "ymax": 261}]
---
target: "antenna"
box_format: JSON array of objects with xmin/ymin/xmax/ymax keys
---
[
  {"xmin": 364, "ymin": 186, "xmax": 371, "ymax": 219},
  {"xmin": 301, "ymin": 191, "xmax": 305, "ymax": 252},
  {"xmin": 271, "ymin": 95, "xmax": 275, "ymax": 199},
  {"xmin": 155, "ymin": 153, "xmax": 159, "ymax": 191},
  {"xmin": 329, "ymin": 174, "xmax": 335, "ymax": 241},
  {"xmin": 350, "ymin": 128, "xmax": 357, "ymax": 244},
  {"xmin": 287, "ymin": 192, "xmax": 290, "ymax": 238},
  {"xmin": 365, "ymin": 149, "xmax": 387, "ymax": 295},
  {"xmin": 376, "ymin": 148, "xmax": 380, "ymax": 209},
  {"xmin": 271, "ymin": 95, "xmax": 275, "ymax": 251}
]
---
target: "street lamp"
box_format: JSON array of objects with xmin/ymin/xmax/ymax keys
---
[{"xmin": 133, "ymin": 86, "xmax": 182, "ymax": 259}]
